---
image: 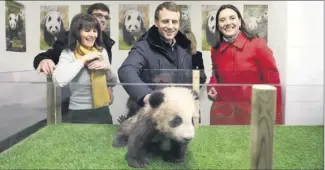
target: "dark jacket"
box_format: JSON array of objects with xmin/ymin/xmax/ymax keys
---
[
  {"xmin": 118, "ymin": 25, "xmax": 193, "ymax": 105},
  {"xmin": 192, "ymin": 51, "xmax": 207, "ymax": 85},
  {"xmin": 33, "ymin": 31, "xmax": 115, "ymax": 69}
]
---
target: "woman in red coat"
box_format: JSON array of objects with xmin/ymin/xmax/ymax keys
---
[{"xmin": 207, "ymin": 4, "xmax": 283, "ymax": 125}]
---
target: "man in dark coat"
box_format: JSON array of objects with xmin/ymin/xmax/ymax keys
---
[
  {"xmin": 32, "ymin": 3, "xmax": 115, "ymax": 118},
  {"xmin": 118, "ymin": 2, "xmax": 193, "ymax": 112}
]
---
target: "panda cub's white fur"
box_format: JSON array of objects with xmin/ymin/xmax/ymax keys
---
[{"xmin": 112, "ymin": 86, "xmax": 199, "ymax": 168}]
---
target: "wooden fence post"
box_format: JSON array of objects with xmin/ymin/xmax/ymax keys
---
[
  {"xmin": 249, "ymin": 84, "xmax": 276, "ymax": 170},
  {"xmin": 46, "ymin": 76, "xmax": 62, "ymax": 125},
  {"xmin": 192, "ymin": 70, "xmax": 200, "ymax": 128}
]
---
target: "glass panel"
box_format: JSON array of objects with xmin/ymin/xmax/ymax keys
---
[
  {"xmin": 0, "ymin": 70, "xmax": 48, "ymax": 169},
  {"xmin": 0, "ymin": 69, "xmax": 322, "ymax": 169}
]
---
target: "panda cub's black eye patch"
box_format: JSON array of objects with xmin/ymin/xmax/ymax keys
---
[{"xmin": 169, "ymin": 115, "xmax": 182, "ymax": 128}]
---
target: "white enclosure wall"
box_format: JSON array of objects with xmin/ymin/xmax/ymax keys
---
[
  {"xmin": 0, "ymin": 1, "xmax": 323, "ymax": 125},
  {"xmin": 284, "ymin": 1, "xmax": 323, "ymax": 125}
]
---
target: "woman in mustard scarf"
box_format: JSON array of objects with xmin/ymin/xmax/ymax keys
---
[{"xmin": 52, "ymin": 13, "xmax": 117, "ymax": 124}]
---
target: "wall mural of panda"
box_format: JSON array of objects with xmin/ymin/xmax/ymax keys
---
[
  {"xmin": 40, "ymin": 5, "xmax": 69, "ymax": 50},
  {"xmin": 5, "ymin": 1, "xmax": 26, "ymax": 52},
  {"xmin": 112, "ymin": 86, "xmax": 199, "ymax": 168},
  {"xmin": 119, "ymin": 4, "xmax": 149, "ymax": 50}
]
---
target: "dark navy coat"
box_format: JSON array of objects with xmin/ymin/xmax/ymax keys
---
[{"xmin": 118, "ymin": 25, "xmax": 193, "ymax": 105}]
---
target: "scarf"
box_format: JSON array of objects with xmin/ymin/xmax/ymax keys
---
[
  {"xmin": 223, "ymin": 30, "xmax": 240, "ymax": 43},
  {"xmin": 74, "ymin": 45, "xmax": 111, "ymax": 109}
]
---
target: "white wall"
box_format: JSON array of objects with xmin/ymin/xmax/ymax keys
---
[
  {"xmin": 0, "ymin": 1, "xmax": 323, "ymax": 125},
  {"xmin": 284, "ymin": 1, "xmax": 324, "ymax": 125}
]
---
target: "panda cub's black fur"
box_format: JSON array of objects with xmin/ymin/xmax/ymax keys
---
[{"xmin": 112, "ymin": 87, "xmax": 199, "ymax": 168}]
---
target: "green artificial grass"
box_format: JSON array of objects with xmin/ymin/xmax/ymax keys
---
[{"xmin": 0, "ymin": 124, "xmax": 323, "ymax": 169}]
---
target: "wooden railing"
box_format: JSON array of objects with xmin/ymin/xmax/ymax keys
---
[{"xmin": 45, "ymin": 70, "xmax": 276, "ymax": 170}]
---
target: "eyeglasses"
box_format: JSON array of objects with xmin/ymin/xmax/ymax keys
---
[{"xmin": 92, "ymin": 13, "xmax": 110, "ymax": 20}]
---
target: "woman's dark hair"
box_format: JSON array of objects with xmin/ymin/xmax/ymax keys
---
[
  {"xmin": 214, "ymin": 4, "xmax": 258, "ymax": 49},
  {"xmin": 67, "ymin": 13, "xmax": 104, "ymax": 52}
]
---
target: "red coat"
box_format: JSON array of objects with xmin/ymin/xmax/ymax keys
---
[{"xmin": 207, "ymin": 32, "xmax": 283, "ymax": 125}]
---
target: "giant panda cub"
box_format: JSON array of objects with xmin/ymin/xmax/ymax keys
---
[{"xmin": 112, "ymin": 86, "xmax": 199, "ymax": 168}]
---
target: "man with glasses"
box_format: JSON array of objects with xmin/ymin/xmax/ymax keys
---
[{"xmin": 32, "ymin": 3, "xmax": 115, "ymax": 119}]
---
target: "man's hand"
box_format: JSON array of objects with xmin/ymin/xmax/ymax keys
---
[
  {"xmin": 143, "ymin": 94, "xmax": 151, "ymax": 105},
  {"xmin": 38, "ymin": 59, "xmax": 56, "ymax": 76}
]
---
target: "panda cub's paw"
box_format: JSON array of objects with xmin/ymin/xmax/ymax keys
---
[
  {"xmin": 112, "ymin": 139, "xmax": 128, "ymax": 148},
  {"xmin": 163, "ymin": 154, "xmax": 184, "ymax": 163},
  {"xmin": 112, "ymin": 134, "xmax": 128, "ymax": 148},
  {"xmin": 127, "ymin": 154, "xmax": 149, "ymax": 168}
]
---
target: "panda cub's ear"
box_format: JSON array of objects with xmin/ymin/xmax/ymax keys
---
[{"xmin": 148, "ymin": 91, "xmax": 165, "ymax": 108}]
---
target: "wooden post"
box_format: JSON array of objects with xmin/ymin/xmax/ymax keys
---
[
  {"xmin": 249, "ymin": 85, "xmax": 276, "ymax": 170},
  {"xmin": 46, "ymin": 76, "xmax": 62, "ymax": 125},
  {"xmin": 192, "ymin": 70, "xmax": 200, "ymax": 128}
]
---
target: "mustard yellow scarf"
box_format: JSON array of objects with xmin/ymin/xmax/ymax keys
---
[{"xmin": 74, "ymin": 45, "xmax": 111, "ymax": 108}]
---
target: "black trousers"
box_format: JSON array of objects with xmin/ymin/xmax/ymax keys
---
[{"xmin": 62, "ymin": 106, "xmax": 113, "ymax": 124}]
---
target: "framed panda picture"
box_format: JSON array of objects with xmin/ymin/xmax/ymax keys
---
[
  {"xmin": 201, "ymin": 5, "xmax": 219, "ymax": 51},
  {"xmin": 243, "ymin": 5, "xmax": 268, "ymax": 42},
  {"xmin": 118, "ymin": 4, "xmax": 149, "ymax": 50},
  {"xmin": 81, "ymin": 4, "xmax": 111, "ymax": 37},
  {"xmin": 5, "ymin": 0, "xmax": 26, "ymax": 52},
  {"xmin": 178, "ymin": 5, "xmax": 191, "ymax": 33},
  {"xmin": 40, "ymin": 5, "xmax": 69, "ymax": 50}
]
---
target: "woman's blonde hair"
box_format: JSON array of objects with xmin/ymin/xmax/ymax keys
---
[{"xmin": 184, "ymin": 31, "xmax": 197, "ymax": 55}]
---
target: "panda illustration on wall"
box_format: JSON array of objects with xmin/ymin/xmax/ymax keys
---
[
  {"xmin": 179, "ymin": 10, "xmax": 191, "ymax": 33},
  {"xmin": 18, "ymin": 8, "xmax": 25, "ymax": 21},
  {"xmin": 205, "ymin": 10, "xmax": 218, "ymax": 47},
  {"xmin": 181, "ymin": 11, "xmax": 189, "ymax": 20},
  {"xmin": 122, "ymin": 10, "xmax": 147, "ymax": 46},
  {"xmin": 112, "ymin": 86, "xmax": 199, "ymax": 168},
  {"xmin": 43, "ymin": 11, "xmax": 66, "ymax": 47},
  {"xmin": 8, "ymin": 13, "xmax": 23, "ymax": 40}
]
